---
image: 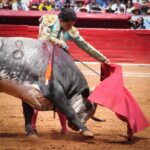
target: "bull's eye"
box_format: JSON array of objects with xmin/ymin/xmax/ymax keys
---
[{"xmin": 13, "ymin": 50, "xmax": 24, "ymax": 59}]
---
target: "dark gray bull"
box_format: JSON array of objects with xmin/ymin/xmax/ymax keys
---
[{"xmin": 0, "ymin": 37, "xmax": 96, "ymax": 137}]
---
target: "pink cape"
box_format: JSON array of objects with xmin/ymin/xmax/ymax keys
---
[{"xmin": 88, "ymin": 63, "xmax": 149, "ymax": 139}]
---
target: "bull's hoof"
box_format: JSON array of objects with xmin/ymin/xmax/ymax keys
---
[
  {"xmin": 25, "ymin": 124, "xmax": 38, "ymax": 139},
  {"xmin": 27, "ymin": 133, "xmax": 38, "ymax": 139},
  {"xmin": 81, "ymin": 130, "xmax": 94, "ymax": 138},
  {"xmin": 26, "ymin": 129, "xmax": 38, "ymax": 139}
]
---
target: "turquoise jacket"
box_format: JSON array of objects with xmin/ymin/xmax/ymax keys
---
[{"xmin": 39, "ymin": 14, "xmax": 107, "ymax": 62}]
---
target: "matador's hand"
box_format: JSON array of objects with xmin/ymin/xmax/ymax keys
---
[{"xmin": 103, "ymin": 59, "xmax": 110, "ymax": 64}]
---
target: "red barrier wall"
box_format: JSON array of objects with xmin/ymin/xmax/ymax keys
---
[
  {"xmin": 0, "ymin": 10, "xmax": 131, "ymax": 28},
  {"xmin": 0, "ymin": 25, "xmax": 149, "ymax": 63}
]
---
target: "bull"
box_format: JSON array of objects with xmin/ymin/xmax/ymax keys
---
[{"xmin": 0, "ymin": 37, "xmax": 97, "ymax": 138}]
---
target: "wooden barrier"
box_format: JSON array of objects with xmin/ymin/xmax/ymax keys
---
[
  {"xmin": 0, "ymin": 10, "xmax": 131, "ymax": 28},
  {"xmin": 0, "ymin": 24, "xmax": 149, "ymax": 63}
]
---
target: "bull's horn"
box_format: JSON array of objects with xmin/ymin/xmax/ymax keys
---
[{"xmin": 91, "ymin": 116, "xmax": 105, "ymax": 122}]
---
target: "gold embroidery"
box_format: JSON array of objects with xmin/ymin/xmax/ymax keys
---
[
  {"xmin": 68, "ymin": 26, "xmax": 79, "ymax": 38},
  {"xmin": 42, "ymin": 15, "xmax": 57, "ymax": 27}
]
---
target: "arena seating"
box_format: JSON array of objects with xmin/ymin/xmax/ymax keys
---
[{"xmin": 0, "ymin": 24, "xmax": 149, "ymax": 63}]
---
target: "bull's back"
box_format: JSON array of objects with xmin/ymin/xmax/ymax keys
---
[
  {"xmin": 0, "ymin": 37, "xmax": 53, "ymax": 106},
  {"xmin": 0, "ymin": 37, "xmax": 52, "ymax": 82}
]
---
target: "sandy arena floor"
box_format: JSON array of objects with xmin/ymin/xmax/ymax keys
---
[{"xmin": 0, "ymin": 63, "xmax": 150, "ymax": 150}]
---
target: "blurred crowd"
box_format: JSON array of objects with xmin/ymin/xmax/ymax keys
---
[
  {"xmin": 0, "ymin": 0, "xmax": 149, "ymax": 15},
  {"xmin": 0, "ymin": 0, "xmax": 150, "ymax": 29}
]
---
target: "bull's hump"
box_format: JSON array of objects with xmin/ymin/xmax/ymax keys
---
[{"xmin": 0, "ymin": 37, "xmax": 53, "ymax": 84}]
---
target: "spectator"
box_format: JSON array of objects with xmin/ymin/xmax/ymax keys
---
[
  {"xmin": 86, "ymin": 0, "xmax": 102, "ymax": 13},
  {"xmin": 24, "ymin": 0, "xmax": 30, "ymax": 6},
  {"xmin": 131, "ymin": 6, "xmax": 141, "ymax": 15},
  {"xmin": 20, "ymin": 0, "xmax": 29, "ymax": 10},
  {"xmin": 144, "ymin": 15, "xmax": 150, "ymax": 29},
  {"xmin": 38, "ymin": 0, "xmax": 52, "ymax": 11},
  {"xmin": 11, "ymin": 0, "xmax": 29, "ymax": 11},
  {"xmin": 96, "ymin": 0, "xmax": 107, "ymax": 10},
  {"xmin": 146, "ymin": 8, "xmax": 150, "ymax": 15},
  {"xmin": 83, "ymin": 0, "xmax": 89, "ymax": 4},
  {"xmin": 74, "ymin": 0, "xmax": 88, "ymax": 12},
  {"xmin": 29, "ymin": 0, "xmax": 40, "ymax": 10},
  {"xmin": 11, "ymin": 0, "xmax": 18, "ymax": 10},
  {"xmin": 54, "ymin": 0, "xmax": 65, "ymax": 10},
  {"xmin": 3, "ymin": 0, "xmax": 10, "ymax": 9},
  {"xmin": 129, "ymin": 17, "xmax": 146, "ymax": 29},
  {"xmin": 105, "ymin": 0, "xmax": 115, "ymax": 12},
  {"xmin": 62, "ymin": 0, "xmax": 75, "ymax": 9},
  {"xmin": 110, "ymin": 0, "xmax": 126, "ymax": 14},
  {"xmin": 126, "ymin": 0, "xmax": 134, "ymax": 14},
  {"xmin": 0, "ymin": 0, "xmax": 4, "ymax": 9},
  {"xmin": 50, "ymin": 0, "xmax": 55, "ymax": 10},
  {"xmin": 64, "ymin": 0, "xmax": 71, "ymax": 8},
  {"xmin": 132, "ymin": 0, "xmax": 150, "ymax": 15}
]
